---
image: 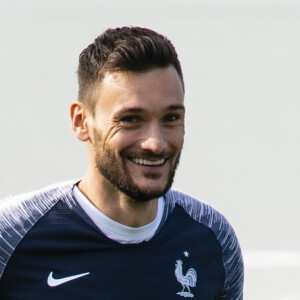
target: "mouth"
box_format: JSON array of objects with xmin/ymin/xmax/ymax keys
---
[{"xmin": 130, "ymin": 157, "xmax": 166, "ymax": 166}]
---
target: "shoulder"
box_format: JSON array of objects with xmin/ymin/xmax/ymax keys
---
[
  {"xmin": 165, "ymin": 189, "xmax": 244, "ymax": 299},
  {"xmin": 165, "ymin": 189, "xmax": 231, "ymax": 230},
  {"xmin": 0, "ymin": 180, "xmax": 76, "ymax": 223},
  {"xmin": 0, "ymin": 180, "xmax": 76, "ymax": 278}
]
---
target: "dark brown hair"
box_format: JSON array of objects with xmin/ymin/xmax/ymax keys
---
[{"xmin": 77, "ymin": 26, "xmax": 184, "ymax": 112}]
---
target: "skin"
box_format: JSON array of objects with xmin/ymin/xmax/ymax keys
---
[{"xmin": 70, "ymin": 66, "xmax": 185, "ymax": 227}]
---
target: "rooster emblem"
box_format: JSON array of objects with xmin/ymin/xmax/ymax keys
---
[{"xmin": 175, "ymin": 259, "xmax": 197, "ymax": 298}]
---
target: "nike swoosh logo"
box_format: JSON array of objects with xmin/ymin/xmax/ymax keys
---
[{"xmin": 47, "ymin": 271, "xmax": 90, "ymax": 287}]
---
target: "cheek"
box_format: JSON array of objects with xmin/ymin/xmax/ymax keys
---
[
  {"xmin": 93, "ymin": 120, "xmax": 126, "ymax": 150},
  {"xmin": 166, "ymin": 129, "xmax": 184, "ymax": 149},
  {"xmin": 107, "ymin": 130, "xmax": 140, "ymax": 153}
]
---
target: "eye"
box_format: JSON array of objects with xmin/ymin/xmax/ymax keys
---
[
  {"xmin": 163, "ymin": 113, "xmax": 181, "ymax": 122},
  {"xmin": 120, "ymin": 116, "xmax": 139, "ymax": 123}
]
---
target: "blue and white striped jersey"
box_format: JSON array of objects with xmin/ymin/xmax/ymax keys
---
[{"xmin": 0, "ymin": 181, "xmax": 243, "ymax": 299}]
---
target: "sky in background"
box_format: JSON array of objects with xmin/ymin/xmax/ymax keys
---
[{"xmin": 0, "ymin": 1, "xmax": 299, "ymax": 298}]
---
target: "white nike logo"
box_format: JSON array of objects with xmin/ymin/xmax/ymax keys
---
[{"xmin": 47, "ymin": 271, "xmax": 90, "ymax": 287}]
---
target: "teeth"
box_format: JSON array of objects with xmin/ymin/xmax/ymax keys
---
[{"xmin": 132, "ymin": 158, "xmax": 165, "ymax": 166}]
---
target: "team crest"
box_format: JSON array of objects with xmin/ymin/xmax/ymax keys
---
[{"xmin": 174, "ymin": 251, "xmax": 197, "ymax": 298}]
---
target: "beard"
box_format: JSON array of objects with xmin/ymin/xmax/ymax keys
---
[{"xmin": 93, "ymin": 129, "xmax": 181, "ymax": 202}]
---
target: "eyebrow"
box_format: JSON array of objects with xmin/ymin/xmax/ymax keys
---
[
  {"xmin": 166, "ymin": 105, "xmax": 185, "ymax": 112},
  {"xmin": 117, "ymin": 105, "xmax": 185, "ymax": 115}
]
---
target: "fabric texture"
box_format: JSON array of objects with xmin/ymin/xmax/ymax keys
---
[{"xmin": 0, "ymin": 181, "xmax": 243, "ymax": 299}]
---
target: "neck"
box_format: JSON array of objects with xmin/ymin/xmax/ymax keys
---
[{"xmin": 78, "ymin": 169, "xmax": 159, "ymax": 228}]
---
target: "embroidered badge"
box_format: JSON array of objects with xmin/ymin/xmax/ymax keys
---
[{"xmin": 175, "ymin": 251, "xmax": 197, "ymax": 298}]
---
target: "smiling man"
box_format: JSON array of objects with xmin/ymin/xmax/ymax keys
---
[
  {"xmin": 72, "ymin": 66, "xmax": 185, "ymax": 227},
  {"xmin": 0, "ymin": 27, "xmax": 243, "ymax": 299}
]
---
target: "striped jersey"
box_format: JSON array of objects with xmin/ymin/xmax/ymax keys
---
[{"xmin": 0, "ymin": 181, "xmax": 243, "ymax": 299}]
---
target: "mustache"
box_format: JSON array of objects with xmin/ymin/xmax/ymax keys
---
[{"xmin": 122, "ymin": 149, "xmax": 174, "ymax": 160}]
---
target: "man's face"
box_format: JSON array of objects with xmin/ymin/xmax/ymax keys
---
[{"xmin": 89, "ymin": 66, "xmax": 185, "ymax": 201}]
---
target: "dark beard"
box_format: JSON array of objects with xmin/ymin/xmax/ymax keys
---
[{"xmin": 93, "ymin": 130, "xmax": 181, "ymax": 202}]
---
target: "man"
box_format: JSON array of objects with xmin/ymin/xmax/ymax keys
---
[{"xmin": 0, "ymin": 27, "xmax": 243, "ymax": 299}]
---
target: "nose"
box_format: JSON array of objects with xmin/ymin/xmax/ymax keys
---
[{"xmin": 140, "ymin": 123, "xmax": 167, "ymax": 154}]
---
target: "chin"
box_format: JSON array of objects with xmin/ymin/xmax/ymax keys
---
[{"xmin": 127, "ymin": 181, "xmax": 171, "ymax": 202}]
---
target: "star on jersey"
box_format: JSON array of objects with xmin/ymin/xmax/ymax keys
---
[{"xmin": 184, "ymin": 251, "xmax": 189, "ymax": 257}]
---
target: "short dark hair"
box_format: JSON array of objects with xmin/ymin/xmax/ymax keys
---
[{"xmin": 77, "ymin": 26, "xmax": 184, "ymax": 113}]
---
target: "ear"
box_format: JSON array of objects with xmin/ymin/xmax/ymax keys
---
[{"xmin": 70, "ymin": 101, "xmax": 90, "ymax": 141}]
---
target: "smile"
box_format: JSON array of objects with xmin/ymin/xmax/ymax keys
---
[{"xmin": 131, "ymin": 158, "xmax": 166, "ymax": 166}]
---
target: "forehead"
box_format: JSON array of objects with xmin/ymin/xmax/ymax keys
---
[{"xmin": 93, "ymin": 66, "xmax": 184, "ymax": 115}]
